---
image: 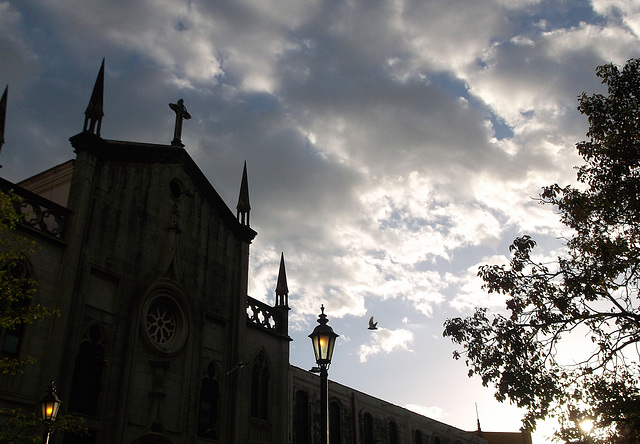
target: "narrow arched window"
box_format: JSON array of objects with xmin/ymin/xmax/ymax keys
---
[
  {"xmin": 69, "ymin": 324, "xmax": 106, "ymax": 415},
  {"xmin": 414, "ymin": 430, "xmax": 423, "ymax": 444},
  {"xmin": 0, "ymin": 260, "xmax": 33, "ymax": 357},
  {"xmin": 389, "ymin": 420, "xmax": 399, "ymax": 444},
  {"xmin": 250, "ymin": 352, "xmax": 269, "ymax": 420},
  {"xmin": 363, "ymin": 413, "xmax": 375, "ymax": 444},
  {"xmin": 329, "ymin": 401, "xmax": 342, "ymax": 444},
  {"xmin": 198, "ymin": 362, "xmax": 220, "ymax": 439},
  {"xmin": 293, "ymin": 390, "xmax": 310, "ymax": 444}
]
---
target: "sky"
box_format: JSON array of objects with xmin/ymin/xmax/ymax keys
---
[{"xmin": 1, "ymin": 0, "xmax": 640, "ymax": 441}]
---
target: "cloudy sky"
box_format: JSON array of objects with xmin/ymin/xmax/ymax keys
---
[{"xmin": 2, "ymin": 0, "xmax": 640, "ymax": 440}]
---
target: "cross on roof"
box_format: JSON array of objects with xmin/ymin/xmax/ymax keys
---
[{"xmin": 169, "ymin": 99, "xmax": 191, "ymax": 147}]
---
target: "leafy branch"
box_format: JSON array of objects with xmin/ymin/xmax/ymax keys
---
[{"xmin": 444, "ymin": 59, "xmax": 640, "ymax": 442}]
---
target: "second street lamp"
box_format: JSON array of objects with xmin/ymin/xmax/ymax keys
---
[
  {"xmin": 309, "ymin": 305, "xmax": 338, "ymax": 444},
  {"xmin": 40, "ymin": 380, "xmax": 62, "ymax": 444}
]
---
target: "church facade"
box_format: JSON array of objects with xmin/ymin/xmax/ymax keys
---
[{"xmin": 0, "ymin": 64, "xmax": 494, "ymax": 444}]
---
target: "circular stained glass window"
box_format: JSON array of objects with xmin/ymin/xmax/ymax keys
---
[
  {"xmin": 146, "ymin": 299, "xmax": 177, "ymax": 345},
  {"xmin": 141, "ymin": 293, "xmax": 188, "ymax": 355}
]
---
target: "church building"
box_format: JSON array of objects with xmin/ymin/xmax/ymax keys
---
[{"xmin": 0, "ymin": 63, "xmax": 508, "ymax": 444}]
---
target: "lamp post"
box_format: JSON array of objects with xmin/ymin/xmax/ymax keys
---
[
  {"xmin": 309, "ymin": 305, "xmax": 338, "ymax": 444},
  {"xmin": 40, "ymin": 380, "xmax": 61, "ymax": 444}
]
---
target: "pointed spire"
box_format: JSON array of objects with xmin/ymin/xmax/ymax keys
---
[
  {"xmin": 236, "ymin": 161, "xmax": 251, "ymax": 226},
  {"xmin": 275, "ymin": 252, "xmax": 289, "ymax": 307},
  {"xmin": 84, "ymin": 58, "xmax": 105, "ymax": 135},
  {"xmin": 0, "ymin": 85, "xmax": 7, "ymax": 159}
]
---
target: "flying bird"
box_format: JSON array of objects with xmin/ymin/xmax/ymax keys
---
[{"xmin": 368, "ymin": 316, "xmax": 378, "ymax": 330}]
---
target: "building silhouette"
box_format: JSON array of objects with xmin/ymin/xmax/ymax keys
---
[{"xmin": 0, "ymin": 64, "xmax": 525, "ymax": 444}]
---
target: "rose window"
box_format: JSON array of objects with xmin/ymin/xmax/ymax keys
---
[
  {"xmin": 146, "ymin": 300, "xmax": 177, "ymax": 345},
  {"xmin": 141, "ymin": 291, "xmax": 188, "ymax": 355}
]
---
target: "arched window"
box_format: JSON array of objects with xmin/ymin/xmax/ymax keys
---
[
  {"xmin": 329, "ymin": 401, "xmax": 342, "ymax": 444},
  {"xmin": 250, "ymin": 352, "xmax": 269, "ymax": 420},
  {"xmin": 197, "ymin": 362, "xmax": 220, "ymax": 439},
  {"xmin": 293, "ymin": 390, "xmax": 310, "ymax": 444},
  {"xmin": 414, "ymin": 430, "xmax": 423, "ymax": 444},
  {"xmin": 389, "ymin": 420, "xmax": 399, "ymax": 444},
  {"xmin": 363, "ymin": 413, "xmax": 375, "ymax": 444},
  {"xmin": 0, "ymin": 260, "xmax": 33, "ymax": 357},
  {"xmin": 69, "ymin": 324, "xmax": 106, "ymax": 415}
]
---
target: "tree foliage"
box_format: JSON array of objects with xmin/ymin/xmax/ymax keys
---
[
  {"xmin": 0, "ymin": 189, "xmax": 58, "ymax": 374},
  {"xmin": 0, "ymin": 190, "xmax": 81, "ymax": 443},
  {"xmin": 444, "ymin": 59, "xmax": 640, "ymax": 442},
  {"xmin": 0, "ymin": 407, "xmax": 85, "ymax": 444}
]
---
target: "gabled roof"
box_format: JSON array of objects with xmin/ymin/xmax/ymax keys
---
[{"xmin": 69, "ymin": 130, "xmax": 257, "ymax": 242}]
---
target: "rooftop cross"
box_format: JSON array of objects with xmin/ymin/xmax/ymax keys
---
[{"xmin": 169, "ymin": 99, "xmax": 191, "ymax": 147}]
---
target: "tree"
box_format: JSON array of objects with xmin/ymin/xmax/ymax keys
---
[
  {"xmin": 443, "ymin": 58, "xmax": 640, "ymax": 443},
  {"xmin": 0, "ymin": 189, "xmax": 58, "ymax": 374},
  {"xmin": 0, "ymin": 189, "xmax": 83, "ymax": 442}
]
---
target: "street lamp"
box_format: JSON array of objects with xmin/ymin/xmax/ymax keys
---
[
  {"xmin": 309, "ymin": 305, "xmax": 338, "ymax": 444},
  {"xmin": 40, "ymin": 380, "xmax": 61, "ymax": 444}
]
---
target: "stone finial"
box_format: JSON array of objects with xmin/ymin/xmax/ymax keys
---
[
  {"xmin": 84, "ymin": 58, "xmax": 105, "ymax": 135},
  {"xmin": 236, "ymin": 161, "xmax": 251, "ymax": 225},
  {"xmin": 275, "ymin": 252, "xmax": 289, "ymax": 307}
]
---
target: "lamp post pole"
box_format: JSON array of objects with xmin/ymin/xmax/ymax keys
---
[
  {"xmin": 309, "ymin": 305, "xmax": 338, "ymax": 444},
  {"xmin": 319, "ymin": 362, "xmax": 329, "ymax": 444},
  {"xmin": 39, "ymin": 380, "xmax": 62, "ymax": 444},
  {"xmin": 43, "ymin": 423, "xmax": 51, "ymax": 444}
]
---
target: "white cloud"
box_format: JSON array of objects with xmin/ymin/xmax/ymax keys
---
[
  {"xmin": 591, "ymin": 0, "xmax": 640, "ymax": 38},
  {"xmin": 448, "ymin": 258, "xmax": 510, "ymax": 312},
  {"xmin": 358, "ymin": 327, "xmax": 414, "ymax": 362},
  {"xmin": 405, "ymin": 404, "xmax": 444, "ymax": 420}
]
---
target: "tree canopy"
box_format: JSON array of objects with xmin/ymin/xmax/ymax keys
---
[
  {"xmin": 0, "ymin": 189, "xmax": 58, "ymax": 375},
  {"xmin": 0, "ymin": 190, "xmax": 86, "ymax": 443},
  {"xmin": 443, "ymin": 59, "xmax": 640, "ymax": 443}
]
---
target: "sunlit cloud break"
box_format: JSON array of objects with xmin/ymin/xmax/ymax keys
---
[
  {"xmin": 405, "ymin": 404, "xmax": 444, "ymax": 420},
  {"xmin": 358, "ymin": 327, "xmax": 414, "ymax": 362}
]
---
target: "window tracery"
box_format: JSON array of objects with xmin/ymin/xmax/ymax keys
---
[
  {"xmin": 197, "ymin": 362, "xmax": 220, "ymax": 439},
  {"xmin": 69, "ymin": 323, "xmax": 107, "ymax": 416},
  {"xmin": 250, "ymin": 352, "xmax": 270, "ymax": 420},
  {"xmin": 146, "ymin": 299, "xmax": 177, "ymax": 345},
  {"xmin": 293, "ymin": 390, "xmax": 310, "ymax": 444},
  {"xmin": 140, "ymin": 289, "xmax": 188, "ymax": 355}
]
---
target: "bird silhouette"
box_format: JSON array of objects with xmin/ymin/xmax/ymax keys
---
[{"xmin": 368, "ymin": 316, "xmax": 378, "ymax": 330}]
